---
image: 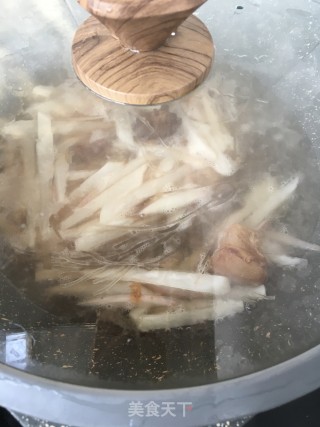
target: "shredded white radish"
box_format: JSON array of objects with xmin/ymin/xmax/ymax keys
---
[
  {"xmin": 18, "ymin": 136, "xmax": 39, "ymax": 248},
  {"xmin": 226, "ymin": 284, "xmax": 267, "ymax": 301},
  {"xmin": 52, "ymin": 119, "xmax": 113, "ymax": 136},
  {"xmin": 99, "ymin": 164, "xmax": 190, "ymax": 225},
  {"xmin": 74, "ymin": 228, "xmax": 129, "ymax": 252},
  {"xmin": 54, "ymin": 151, "xmax": 69, "ymax": 204},
  {"xmin": 184, "ymin": 122, "xmax": 217, "ymax": 164},
  {"xmin": 224, "ymin": 176, "xmax": 277, "ymax": 228},
  {"xmin": 181, "ymin": 89, "xmax": 239, "ymax": 176},
  {"xmin": 113, "ymin": 109, "xmax": 137, "ymax": 151},
  {"xmin": 246, "ymin": 176, "xmax": 300, "ymax": 228},
  {"xmin": 61, "ymin": 160, "xmax": 147, "ymax": 230},
  {"xmin": 1, "ymin": 77, "xmax": 316, "ymax": 332},
  {"xmin": 140, "ymin": 186, "xmax": 213, "ymax": 216},
  {"xmin": 36, "ymin": 112, "xmax": 55, "ymax": 240},
  {"xmin": 68, "ymin": 161, "xmax": 124, "ymax": 204},
  {"xmin": 37, "ymin": 113, "xmax": 55, "ymax": 185}
]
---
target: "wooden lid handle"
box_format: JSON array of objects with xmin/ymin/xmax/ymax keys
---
[
  {"xmin": 72, "ymin": 0, "xmax": 214, "ymax": 105},
  {"xmin": 77, "ymin": 0, "xmax": 207, "ymax": 51}
]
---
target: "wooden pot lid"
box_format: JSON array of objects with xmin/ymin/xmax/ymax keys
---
[{"xmin": 72, "ymin": 0, "xmax": 214, "ymax": 105}]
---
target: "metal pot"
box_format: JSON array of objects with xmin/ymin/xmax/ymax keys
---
[{"xmin": 0, "ymin": 0, "xmax": 320, "ymax": 426}]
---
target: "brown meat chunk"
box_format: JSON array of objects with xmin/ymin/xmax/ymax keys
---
[
  {"xmin": 68, "ymin": 139, "xmax": 110, "ymax": 170},
  {"xmin": 211, "ymin": 224, "xmax": 267, "ymax": 284},
  {"xmin": 133, "ymin": 106, "xmax": 182, "ymax": 141}
]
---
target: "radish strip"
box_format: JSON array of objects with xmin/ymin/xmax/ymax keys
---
[
  {"xmin": 19, "ymin": 135, "xmax": 39, "ymax": 248},
  {"xmin": 246, "ymin": 176, "xmax": 299, "ymax": 228},
  {"xmin": 224, "ymin": 176, "xmax": 276, "ymax": 228},
  {"xmin": 81, "ymin": 293, "xmax": 177, "ymax": 308},
  {"xmin": 54, "ymin": 151, "xmax": 69, "ymax": 204},
  {"xmin": 36, "ymin": 112, "xmax": 55, "ymax": 240},
  {"xmin": 52, "ymin": 119, "xmax": 114, "ymax": 136},
  {"xmin": 91, "ymin": 268, "xmax": 231, "ymax": 296},
  {"xmin": 74, "ymin": 228, "xmax": 129, "ymax": 252},
  {"xmin": 130, "ymin": 300, "xmax": 244, "ymax": 331},
  {"xmin": 225, "ymin": 284, "xmax": 267, "ymax": 302},
  {"xmin": 68, "ymin": 170, "xmax": 94, "ymax": 181},
  {"xmin": 267, "ymin": 231, "xmax": 320, "ymax": 252},
  {"xmin": 99, "ymin": 164, "xmax": 190, "ymax": 225},
  {"xmin": 181, "ymin": 91, "xmax": 239, "ymax": 176},
  {"xmin": 68, "ymin": 161, "xmax": 124, "ymax": 204},
  {"xmin": 113, "ymin": 110, "xmax": 137, "ymax": 151},
  {"xmin": 58, "ymin": 219, "xmax": 99, "ymax": 240},
  {"xmin": 61, "ymin": 159, "xmax": 146, "ymax": 230},
  {"xmin": 140, "ymin": 186, "xmax": 213, "ymax": 216}
]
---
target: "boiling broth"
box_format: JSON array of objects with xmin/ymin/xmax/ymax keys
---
[{"xmin": 0, "ymin": 67, "xmax": 319, "ymax": 338}]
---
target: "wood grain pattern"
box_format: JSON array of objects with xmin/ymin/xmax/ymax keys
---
[
  {"xmin": 77, "ymin": 0, "xmax": 207, "ymax": 51},
  {"xmin": 72, "ymin": 15, "xmax": 214, "ymax": 105}
]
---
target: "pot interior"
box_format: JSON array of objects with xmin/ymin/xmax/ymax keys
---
[{"xmin": 0, "ymin": 0, "xmax": 320, "ymax": 392}]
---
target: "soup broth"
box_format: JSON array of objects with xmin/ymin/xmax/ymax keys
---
[{"xmin": 0, "ymin": 69, "xmax": 319, "ymax": 335}]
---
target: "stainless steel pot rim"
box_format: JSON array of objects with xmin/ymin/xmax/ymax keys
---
[{"xmin": 0, "ymin": 344, "xmax": 319, "ymax": 427}]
